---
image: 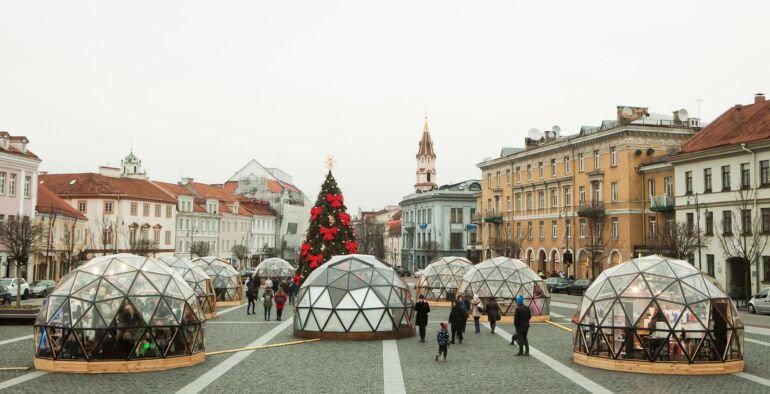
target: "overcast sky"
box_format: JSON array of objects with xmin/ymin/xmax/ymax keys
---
[{"xmin": 1, "ymin": 1, "xmax": 768, "ymax": 212}]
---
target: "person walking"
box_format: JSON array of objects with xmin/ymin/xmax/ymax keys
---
[
  {"xmin": 457, "ymin": 295, "xmax": 470, "ymax": 333},
  {"xmin": 263, "ymin": 277, "xmax": 273, "ymax": 300},
  {"xmin": 246, "ymin": 278, "xmax": 257, "ymax": 315},
  {"xmin": 251, "ymin": 273, "xmax": 261, "ymax": 301},
  {"xmin": 414, "ymin": 294, "xmax": 431, "ymax": 342},
  {"xmin": 448, "ymin": 300, "xmax": 465, "ymax": 344},
  {"xmin": 435, "ymin": 322, "xmax": 450, "ymax": 362},
  {"xmin": 287, "ymin": 280, "xmax": 297, "ymax": 304},
  {"xmin": 263, "ymin": 288, "xmax": 274, "ymax": 321},
  {"xmin": 271, "ymin": 277, "xmax": 279, "ymax": 293},
  {"xmin": 471, "ymin": 294, "xmax": 483, "ymax": 334},
  {"xmin": 513, "ymin": 295, "xmax": 531, "ymax": 356},
  {"xmin": 274, "ymin": 288, "xmax": 288, "ymax": 321},
  {"xmin": 486, "ymin": 298, "xmax": 500, "ymax": 334}
]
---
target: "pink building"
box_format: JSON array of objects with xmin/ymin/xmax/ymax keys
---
[{"xmin": 0, "ymin": 131, "xmax": 42, "ymax": 279}]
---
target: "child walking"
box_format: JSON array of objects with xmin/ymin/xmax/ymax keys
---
[{"xmin": 435, "ymin": 322, "xmax": 450, "ymax": 362}]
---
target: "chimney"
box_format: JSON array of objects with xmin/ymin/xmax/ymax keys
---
[
  {"xmin": 755, "ymin": 93, "xmax": 766, "ymax": 104},
  {"xmin": 180, "ymin": 177, "xmax": 194, "ymax": 186}
]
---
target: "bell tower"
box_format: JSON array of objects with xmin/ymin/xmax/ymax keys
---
[{"xmin": 415, "ymin": 117, "xmax": 437, "ymax": 192}]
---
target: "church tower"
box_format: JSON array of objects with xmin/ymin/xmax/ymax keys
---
[
  {"xmin": 415, "ymin": 117, "xmax": 437, "ymax": 192},
  {"xmin": 121, "ymin": 150, "xmax": 147, "ymax": 179}
]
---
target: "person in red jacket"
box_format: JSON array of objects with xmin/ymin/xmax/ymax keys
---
[{"xmin": 274, "ymin": 288, "xmax": 288, "ymax": 321}]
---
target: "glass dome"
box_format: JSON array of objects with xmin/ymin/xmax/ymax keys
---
[
  {"xmin": 294, "ymin": 254, "xmax": 414, "ymax": 340},
  {"xmin": 33, "ymin": 254, "xmax": 205, "ymax": 370},
  {"xmin": 192, "ymin": 257, "xmax": 243, "ymax": 303},
  {"xmin": 416, "ymin": 256, "xmax": 473, "ymax": 301},
  {"xmin": 255, "ymin": 258, "xmax": 295, "ymax": 280},
  {"xmin": 158, "ymin": 256, "xmax": 216, "ymax": 319},
  {"xmin": 459, "ymin": 257, "xmax": 550, "ymax": 317},
  {"xmin": 573, "ymin": 255, "xmax": 743, "ymax": 368}
]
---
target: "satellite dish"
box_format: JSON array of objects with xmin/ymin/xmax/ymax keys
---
[
  {"xmin": 678, "ymin": 109, "xmax": 689, "ymax": 122},
  {"xmin": 527, "ymin": 128, "xmax": 543, "ymax": 139},
  {"xmin": 621, "ymin": 107, "xmax": 634, "ymax": 119},
  {"xmin": 553, "ymin": 125, "xmax": 561, "ymax": 133}
]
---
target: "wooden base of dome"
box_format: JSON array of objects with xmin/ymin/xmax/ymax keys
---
[
  {"xmin": 204, "ymin": 311, "xmax": 218, "ymax": 320},
  {"xmin": 467, "ymin": 314, "xmax": 550, "ymax": 323},
  {"xmin": 217, "ymin": 299, "xmax": 244, "ymax": 307},
  {"xmin": 34, "ymin": 352, "xmax": 205, "ymax": 374},
  {"xmin": 572, "ymin": 353, "xmax": 744, "ymax": 375},
  {"xmin": 294, "ymin": 326, "xmax": 415, "ymax": 341}
]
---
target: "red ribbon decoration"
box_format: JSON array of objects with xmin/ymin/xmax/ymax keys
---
[
  {"xmin": 345, "ymin": 240, "xmax": 358, "ymax": 254},
  {"xmin": 307, "ymin": 254, "xmax": 323, "ymax": 269},
  {"xmin": 310, "ymin": 206, "xmax": 323, "ymax": 221},
  {"xmin": 292, "ymin": 273, "xmax": 303, "ymax": 285},
  {"xmin": 338, "ymin": 212, "xmax": 351, "ymax": 226},
  {"xmin": 300, "ymin": 242, "xmax": 311, "ymax": 256},
  {"xmin": 319, "ymin": 226, "xmax": 339, "ymax": 241},
  {"xmin": 325, "ymin": 194, "xmax": 344, "ymax": 208}
]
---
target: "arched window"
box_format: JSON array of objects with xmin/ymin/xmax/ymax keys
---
[{"xmin": 427, "ymin": 172, "xmax": 431, "ymax": 182}]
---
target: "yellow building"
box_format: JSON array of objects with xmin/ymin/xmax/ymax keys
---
[{"xmin": 476, "ymin": 106, "xmax": 700, "ymax": 279}]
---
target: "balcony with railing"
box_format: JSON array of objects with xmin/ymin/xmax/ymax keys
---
[
  {"xmin": 483, "ymin": 209, "xmax": 503, "ymax": 224},
  {"xmin": 649, "ymin": 194, "xmax": 675, "ymax": 212},
  {"xmin": 578, "ymin": 200, "xmax": 605, "ymax": 218},
  {"xmin": 471, "ymin": 212, "xmax": 484, "ymax": 223}
]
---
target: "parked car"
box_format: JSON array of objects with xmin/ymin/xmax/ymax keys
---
[
  {"xmin": 748, "ymin": 287, "xmax": 770, "ymax": 314},
  {"xmin": 394, "ymin": 266, "xmax": 410, "ymax": 277},
  {"xmin": 545, "ymin": 277, "xmax": 570, "ymax": 293},
  {"xmin": 29, "ymin": 280, "xmax": 57, "ymax": 298},
  {"xmin": 0, "ymin": 278, "xmax": 30, "ymax": 300},
  {"xmin": 239, "ymin": 268, "xmax": 255, "ymax": 281},
  {"xmin": 566, "ymin": 279, "xmax": 593, "ymax": 296},
  {"xmin": 0, "ymin": 285, "xmax": 11, "ymax": 305}
]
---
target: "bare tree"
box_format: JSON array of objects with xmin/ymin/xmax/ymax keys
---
[
  {"xmin": 95, "ymin": 216, "xmax": 120, "ymax": 255},
  {"xmin": 231, "ymin": 244, "xmax": 250, "ymax": 269},
  {"xmin": 491, "ymin": 236, "xmax": 521, "ymax": 258},
  {"xmin": 0, "ymin": 215, "xmax": 42, "ymax": 307},
  {"xmin": 716, "ymin": 190, "xmax": 769, "ymax": 299},
  {"xmin": 422, "ymin": 240, "xmax": 441, "ymax": 263},
  {"xmin": 650, "ymin": 221, "xmax": 704, "ymax": 260},
  {"xmin": 128, "ymin": 238, "xmax": 158, "ymax": 257},
  {"xmin": 580, "ymin": 213, "xmax": 612, "ymax": 280},
  {"xmin": 190, "ymin": 241, "xmax": 210, "ymax": 258},
  {"xmin": 60, "ymin": 219, "xmax": 84, "ymax": 275},
  {"xmin": 354, "ymin": 217, "xmax": 386, "ymax": 259}
]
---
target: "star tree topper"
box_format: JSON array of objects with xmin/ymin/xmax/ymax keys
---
[{"xmin": 325, "ymin": 155, "xmax": 336, "ymax": 171}]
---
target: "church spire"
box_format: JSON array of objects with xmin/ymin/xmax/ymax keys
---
[
  {"xmin": 414, "ymin": 116, "xmax": 437, "ymax": 192},
  {"xmin": 416, "ymin": 116, "xmax": 436, "ymax": 159}
]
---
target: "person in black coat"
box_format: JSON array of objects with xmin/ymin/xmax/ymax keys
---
[
  {"xmin": 246, "ymin": 278, "xmax": 256, "ymax": 315},
  {"xmin": 414, "ymin": 294, "xmax": 431, "ymax": 342},
  {"xmin": 513, "ymin": 295, "xmax": 531, "ymax": 356},
  {"xmin": 251, "ymin": 274, "xmax": 261, "ymax": 300},
  {"xmin": 486, "ymin": 298, "xmax": 501, "ymax": 334},
  {"xmin": 457, "ymin": 295, "xmax": 470, "ymax": 333},
  {"xmin": 448, "ymin": 301, "xmax": 465, "ymax": 344}
]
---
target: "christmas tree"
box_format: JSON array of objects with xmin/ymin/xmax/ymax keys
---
[{"xmin": 297, "ymin": 170, "xmax": 357, "ymax": 276}]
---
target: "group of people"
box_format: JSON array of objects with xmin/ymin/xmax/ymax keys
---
[
  {"xmin": 245, "ymin": 274, "xmax": 298, "ymax": 321},
  {"xmin": 414, "ymin": 293, "xmax": 531, "ymax": 362}
]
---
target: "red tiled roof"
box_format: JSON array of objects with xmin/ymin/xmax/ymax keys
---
[
  {"xmin": 391, "ymin": 211, "xmax": 402, "ymax": 220},
  {"xmin": 387, "ymin": 220, "xmax": 401, "ymax": 235},
  {"xmin": 0, "ymin": 131, "xmax": 40, "ymax": 160},
  {"xmin": 240, "ymin": 199, "xmax": 275, "ymax": 217},
  {"xmin": 154, "ymin": 181, "xmax": 194, "ymax": 198},
  {"xmin": 190, "ymin": 182, "xmax": 240, "ymax": 203},
  {"xmin": 36, "ymin": 184, "xmax": 88, "ymax": 220},
  {"xmin": 222, "ymin": 181, "xmax": 239, "ymax": 193},
  {"xmin": 680, "ymin": 98, "xmax": 770, "ymax": 154},
  {"xmin": 40, "ymin": 173, "xmax": 176, "ymax": 203},
  {"xmin": 266, "ymin": 179, "xmax": 299, "ymax": 194}
]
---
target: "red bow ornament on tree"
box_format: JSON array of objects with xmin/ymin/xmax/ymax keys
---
[
  {"xmin": 325, "ymin": 194, "xmax": 344, "ymax": 208},
  {"xmin": 338, "ymin": 212, "xmax": 351, "ymax": 226},
  {"xmin": 310, "ymin": 206, "xmax": 323, "ymax": 221},
  {"xmin": 345, "ymin": 240, "xmax": 358, "ymax": 254},
  {"xmin": 300, "ymin": 242, "xmax": 311, "ymax": 256},
  {"xmin": 319, "ymin": 226, "xmax": 339, "ymax": 241},
  {"xmin": 307, "ymin": 254, "xmax": 324, "ymax": 269}
]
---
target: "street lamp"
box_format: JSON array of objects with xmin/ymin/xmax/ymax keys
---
[{"xmin": 685, "ymin": 193, "xmax": 703, "ymax": 271}]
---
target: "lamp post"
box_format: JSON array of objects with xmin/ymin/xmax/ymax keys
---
[
  {"xmin": 189, "ymin": 224, "xmax": 198, "ymax": 259},
  {"xmin": 686, "ymin": 193, "xmax": 703, "ymax": 271}
]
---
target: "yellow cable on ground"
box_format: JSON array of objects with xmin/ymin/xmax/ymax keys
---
[
  {"xmin": 205, "ymin": 338, "xmax": 320, "ymax": 356},
  {"xmin": 545, "ymin": 320, "xmax": 574, "ymax": 333}
]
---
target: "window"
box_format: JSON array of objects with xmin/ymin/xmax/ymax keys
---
[
  {"xmin": 564, "ymin": 156, "xmax": 571, "ymax": 174},
  {"xmin": 742, "ymin": 209, "xmax": 752, "ymax": 235},
  {"xmin": 23, "ymin": 176, "xmax": 31, "ymax": 198},
  {"xmin": 527, "ymin": 165, "xmax": 532, "ymax": 181},
  {"xmin": 143, "ymin": 203, "xmax": 150, "ymax": 217},
  {"xmin": 551, "ymin": 158, "xmax": 557, "ymax": 177},
  {"xmin": 594, "ymin": 150, "xmax": 600, "ymax": 169},
  {"xmin": 0, "ymin": 172, "xmax": 5, "ymax": 195},
  {"xmin": 552, "ymin": 220, "xmax": 557, "ymax": 239},
  {"xmin": 705, "ymin": 211, "xmax": 714, "ymax": 236},
  {"xmin": 722, "ymin": 165, "xmax": 731, "ymax": 191},
  {"xmin": 685, "ymin": 171, "xmax": 693, "ymax": 194},
  {"xmin": 664, "ymin": 177, "xmax": 673, "ymax": 196},
  {"xmin": 77, "ymin": 200, "xmax": 87, "ymax": 213},
  {"xmin": 761, "ymin": 160, "xmax": 770, "ymax": 186},
  {"xmin": 539, "ymin": 221, "xmax": 544, "ymax": 239},
  {"xmin": 516, "ymin": 166, "xmax": 521, "ymax": 183},
  {"xmin": 166, "ymin": 205, "xmax": 172, "ymax": 218},
  {"xmin": 526, "ymin": 193, "xmax": 532, "ymax": 210},
  {"xmin": 427, "ymin": 208, "xmax": 432, "ymax": 223},
  {"xmin": 506, "ymin": 196, "xmax": 511, "ymax": 211},
  {"xmin": 704, "ymin": 168, "xmax": 712, "ymax": 192},
  {"xmin": 649, "ymin": 216, "xmax": 657, "ymax": 239},
  {"xmin": 538, "ymin": 191, "xmax": 545, "ymax": 209},
  {"xmin": 9, "ymin": 174, "xmax": 16, "ymax": 196},
  {"xmin": 579, "ymin": 219, "xmax": 586, "ymax": 238},
  {"xmin": 516, "ymin": 223, "xmax": 522, "ymax": 239},
  {"xmin": 153, "ymin": 228, "xmax": 160, "ymax": 243},
  {"xmin": 723, "ymin": 210, "xmax": 733, "ymax": 235},
  {"xmin": 496, "ymin": 171, "xmax": 500, "ymax": 187},
  {"xmin": 686, "ymin": 213, "xmax": 694, "ymax": 233},
  {"xmin": 739, "ymin": 163, "xmax": 751, "ymax": 189},
  {"xmin": 593, "ymin": 182, "xmax": 601, "ymax": 201},
  {"xmin": 611, "ymin": 217, "xmax": 619, "ymax": 239},
  {"xmin": 538, "ymin": 162, "xmax": 544, "ymax": 179},
  {"xmin": 648, "ymin": 179, "xmax": 656, "ymax": 197},
  {"xmin": 487, "ymin": 173, "xmax": 491, "ymax": 189},
  {"xmin": 564, "ymin": 187, "xmax": 572, "ymax": 206},
  {"xmin": 129, "ymin": 226, "xmax": 137, "ymax": 244},
  {"xmin": 707, "ymin": 255, "xmax": 715, "ymax": 277},
  {"xmin": 762, "ymin": 208, "xmax": 770, "ymax": 234},
  {"xmin": 515, "ymin": 194, "xmax": 522, "ymax": 211},
  {"xmin": 578, "ymin": 186, "xmax": 585, "ymax": 202},
  {"xmin": 527, "ymin": 222, "xmax": 532, "ymax": 240},
  {"xmin": 450, "ymin": 233, "xmax": 463, "ymax": 249},
  {"xmin": 104, "ymin": 201, "xmax": 114, "ymax": 214},
  {"xmin": 565, "ymin": 219, "xmax": 572, "ymax": 239},
  {"xmin": 610, "ymin": 146, "xmax": 617, "ymax": 166},
  {"xmin": 611, "ymin": 182, "xmax": 618, "ymax": 202},
  {"xmin": 506, "ymin": 169, "xmax": 511, "ymax": 185},
  {"xmin": 550, "ymin": 189, "xmax": 557, "ymax": 207},
  {"xmin": 764, "ymin": 256, "xmax": 770, "ymax": 283},
  {"xmin": 450, "ymin": 208, "xmax": 463, "ymax": 223},
  {"xmin": 578, "ymin": 154, "xmax": 585, "ymax": 172},
  {"xmin": 130, "ymin": 202, "xmax": 138, "ymax": 216},
  {"xmin": 155, "ymin": 204, "xmax": 161, "ymax": 217}
]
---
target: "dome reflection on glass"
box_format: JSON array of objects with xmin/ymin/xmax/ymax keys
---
[
  {"xmin": 294, "ymin": 255, "xmax": 414, "ymax": 339},
  {"xmin": 158, "ymin": 256, "xmax": 216, "ymax": 319},
  {"xmin": 255, "ymin": 258, "xmax": 295, "ymax": 280},
  {"xmin": 574, "ymin": 255, "xmax": 743, "ymax": 366},
  {"xmin": 192, "ymin": 257, "xmax": 243, "ymax": 302},
  {"xmin": 459, "ymin": 257, "xmax": 550, "ymax": 317},
  {"xmin": 34, "ymin": 254, "xmax": 204, "ymax": 365},
  {"xmin": 416, "ymin": 257, "xmax": 473, "ymax": 301}
]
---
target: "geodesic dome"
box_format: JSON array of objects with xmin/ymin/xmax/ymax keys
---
[
  {"xmin": 573, "ymin": 255, "xmax": 743, "ymax": 370},
  {"xmin": 458, "ymin": 256, "xmax": 550, "ymax": 317},
  {"xmin": 33, "ymin": 254, "xmax": 205, "ymax": 371},
  {"xmin": 294, "ymin": 254, "xmax": 414, "ymax": 340},
  {"xmin": 158, "ymin": 256, "xmax": 216, "ymax": 319},
  {"xmin": 255, "ymin": 258, "xmax": 295, "ymax": 280},
  {"xmin": 416, "ymin": 257, "xmax": 473, "ymax": 301},
  {"xmin": 192, "ymin": 257, "xmax": 243, "ymax": 303}
]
